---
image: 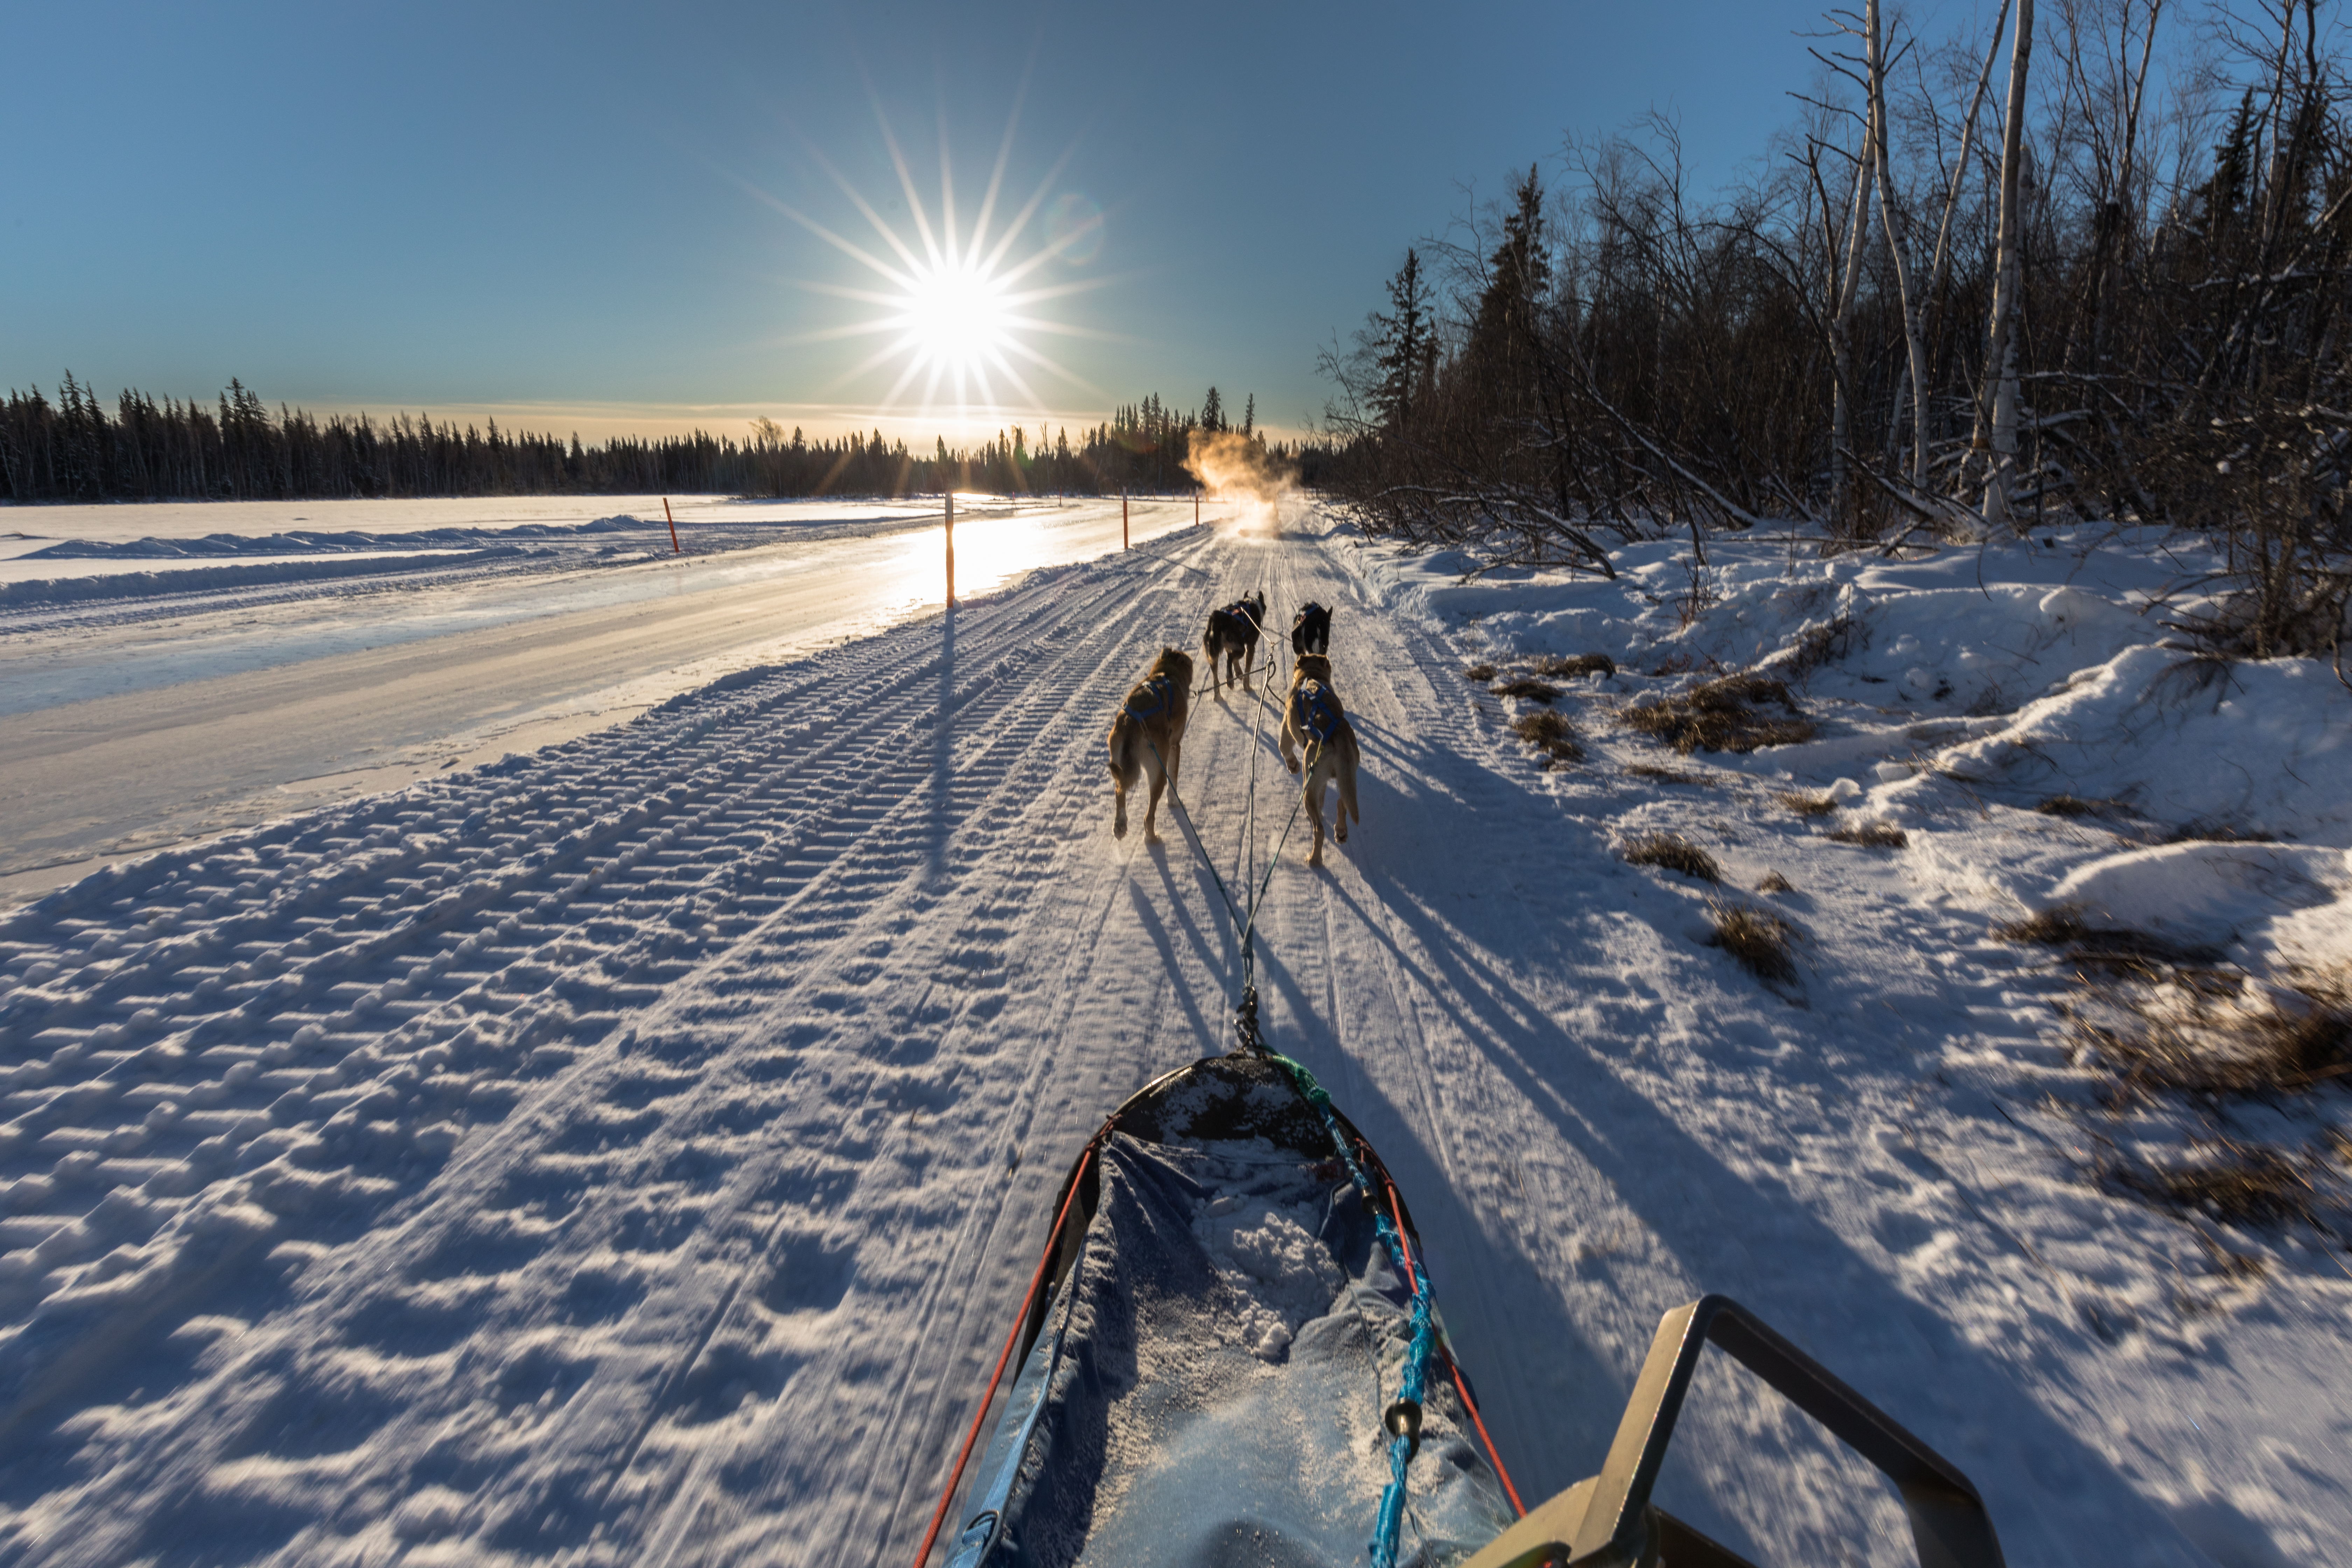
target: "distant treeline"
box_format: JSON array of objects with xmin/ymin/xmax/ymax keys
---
[{"xmin": 0, "ymin": 374, "xmax": 1332, "ymax": 502}]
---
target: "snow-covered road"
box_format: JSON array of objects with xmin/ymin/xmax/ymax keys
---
[
  {"xmin": 0, "ymin": 497, "xmax": 1198, "ymax": 901},
  {"xmin": 1, "ymin": 516, "xmax": 2345, "ymax": 1566}
]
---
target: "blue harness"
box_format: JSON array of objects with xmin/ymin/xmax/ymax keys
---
[
  {"xmin": 1123, "ymin": 674, "xmax": 1175, "ymax": 722},
  {"xmin": 1293, "ymin": 680, "xmax": 1340, "ymax": 746}
]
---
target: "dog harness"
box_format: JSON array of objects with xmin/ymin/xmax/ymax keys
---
[
  {"xmin": 1294, "ymin": 602, "xmax": 1326, "ymax": 629},
  {"xmin": 1123, "ymin": 674, "xmax": 1175, "ymax": 722},
  {"xmin": 1293, "ymin": 680, "xmax": 1341, "ymax": 746}
]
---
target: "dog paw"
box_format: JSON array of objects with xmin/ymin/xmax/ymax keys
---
[{"xmin": 1286, "ymin": 760, "xmax": 1300, "ymax": 775}]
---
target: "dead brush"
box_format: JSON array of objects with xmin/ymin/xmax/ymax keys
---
[
  {"xmin": 1782, "ymin": 615, "xmax": 1860, "ymax": 681},
  {"xmin": 1708, "ymin": 900, "xmax": 1799, "ymax": 984},
  {"xmin": 1997, "ymin": 906, "xmax": 2090, "ymax": 945},
  {"xmin": 1776, "ymin": 790, "xmax": 1839, "ymax": 817},
  {"xmin": 1826, "ymin": 821, "xmax": 1909, "ymax": 848},
  {"xmin": 1618, "ymin": 672, "xmax": 1818, "ymax": 755},
  {"xmin": 1997, "ymin": 905, "xmax": 2226, "ymax": 976},
  {"xmin": 1511, "ymin": 709, "xmax": 1582, "ymax": 766},
  {"xmin": 1491, "ymin": 676, "xmax": 1563, "ymax": 702},
  {"xmin": 2037, "ymin": 794, "xmax": 2127, "ymax": 819},
  {"xmin": 2067, "ymin": 971, "xmax": 2352, "ymax": 1098},
  {"xmin": 1463, "ymin": 663, "xmax": 1497, "ymax": 682},
  {"xmin": 1756, "ymin": 870, "xmax": 1794, "ymax": 893},
  {"xmin": 1629, "ymin": 764, "xmax": 1710, "ymax": 785},
  {"xmin": 2099, "ymin": 1140, "xmax": 2322, "ymax": 1226},
  {"xmin": 1532, "ymin": 652, "xmax": 1617, "ymax": 679},
  {"xmin": 1620, "ymin": 833, "xmax": 1720, "ymax": 883},
  {"xmin": 2167, "ymin": 821, "xmax": 2279, "ymax": 844}
]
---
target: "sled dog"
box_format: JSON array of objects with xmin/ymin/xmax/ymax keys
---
[
  {"xmin": 1279, "ymin": 653, "xmax": 1361, "ymax": 867},
  {"xmin": 1291, "ymin": 602, "xmax": 1332, "ymax": 658},
  {"xmin": 1107, "ymin": 647, "xmax": 1195, "ymax": 842},
  {"xmin": 1201, "ymin": 592, "xmax": 1268, "ymax": 694}
]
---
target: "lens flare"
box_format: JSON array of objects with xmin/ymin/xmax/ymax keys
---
[
  {"xmin": 751, "ymin": 99, "xmax": 1120, "ymax": 425},
  {"xmin": 897, "ymin": 260, "xmax": 1013, "ymax": 376}
]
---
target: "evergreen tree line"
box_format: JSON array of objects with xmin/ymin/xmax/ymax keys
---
[
  {"xmin": 0, "ymin": 373, "xmax": 1307, "ymax": 504},
  {"xmin": 1322, "ymin": 0, "xmax": 2352, "ymax": 658}
]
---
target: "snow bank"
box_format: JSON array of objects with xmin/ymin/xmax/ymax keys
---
[
  {"xmin": 1364, "ymin": 525, "xmax": 2200, "ymax": 722},
  {"xmin": 21, "ymin": 517, "xmax": 644, "ymax": 558},
  {"xmin": 1886, "ymin": 644, "xmax": 2352, "ymax": 842},
  {"xmin": 0, "ymin": 547, "xmax": 521, "ymax": 608},
  {"xmin": 2047, "ymin": 841, "xmax": 2352, "ymax": 945}
]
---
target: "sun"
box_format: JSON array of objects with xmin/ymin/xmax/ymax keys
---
[
  {"xmin": 751, "ymin": 99, "xmax": 1113, "ymax": 421},
  {"xmin": 897, "ymin": 259, "xmax": 1013, "ymax": 377}
]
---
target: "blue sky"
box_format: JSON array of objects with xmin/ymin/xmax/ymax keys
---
[{"xmin": 5, "ymin": 1, "xmax": 1852, "ymax": 443}]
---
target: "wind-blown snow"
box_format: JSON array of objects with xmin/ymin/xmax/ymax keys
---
[{"xmin": 0, "ymin": 511, "xmax": 2344, "ymax": 1566}]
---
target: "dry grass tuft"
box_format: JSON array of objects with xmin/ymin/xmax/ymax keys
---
[
  {"xmin": 2069, "ymin": 972, "xmax": 2352, "ymax": 1097},
  {"xmin": 1756, "ymin": 870, "xmax": 1794, "ymax": 893},
  {"xmin": 1618, "ymin": 672, "xmax": 1818, "ymax": 754},
  {"xmin": 1463, "ymin": 663, "xmax": 1497, "ymax": 682},
  {"xmin": 1776, "ymin": 790, "xmax": 1839, "ymax": 817},
  {"xmin": 1511, "ymin": 709, "xmax": 1582, "ymax": 766},
  {"xmin": 2100, "ymin": 1140, "xmax": 2321, "ymax": 1226},
  {"xmin": 2167, "ymin": 821, "xmax": 2278, "ymax": 844},
  {"xmin": 2037, "ymin": 794, "xmax": 2128, "ymax": 818},
  {"xmin": 1782, "ymin": 615, "xmax": 1860, "ymax": 681},
  {"xmin": 1533, "ymin": 652, "xmax": 1617, "ymax": 679},
  {"xmin": 1708, "ymin": 901, "xmax": 1799, "ymax": 983},
  {"xmin": 1628, "ymin": 764, "xmax": 1710, "ymax": 785},
  {"xmin": 1621, "ymin": 833, "xmax": 1721, "ymax": 883},
  {"xmin": 1997, "ymin": 907, "xmax": 2227, "ymax": 979},
  {"xmin": 1826, "ymin": 821, "xmax": 1909, "ymax": 848},
  {"xmin": 1492, "ymin": 676, "xmax": 1563, "ymax": 702},
  {"xmin": 1997, "ymin": 905, "xmax": 2091, "ymax": 945}
]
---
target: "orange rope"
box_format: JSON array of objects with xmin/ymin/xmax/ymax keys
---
[
  {"xmin": 1382, "ymin": 1172, "xmax": 1526, "ymax": 1519},
  {"xmin": 911, "ymin": 1141, "xmax": 1098, "ymax": 1568}
]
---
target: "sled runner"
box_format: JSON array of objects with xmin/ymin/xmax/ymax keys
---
[{"xmin": 920, "ymin": 1051, "xmax": 2006, "ymax": 1568}]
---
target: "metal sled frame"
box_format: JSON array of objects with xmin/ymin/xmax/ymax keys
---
[{"xmin": 1461, "ymin": 1294, "xmax": 2005, "ymax": 1568}]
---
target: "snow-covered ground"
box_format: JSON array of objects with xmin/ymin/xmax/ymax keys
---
[
  {"xmin": 0, "ymin": 495, "xmax": 1202, "ymax": 904},
  {"xmin": 0, "ymin": 509, "xmax": 2345, "ymax": 1566}
]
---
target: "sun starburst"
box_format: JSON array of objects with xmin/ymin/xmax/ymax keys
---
[{"xmin": 752, "ymin": 95, "xmax": 1116, "ymax": 426}]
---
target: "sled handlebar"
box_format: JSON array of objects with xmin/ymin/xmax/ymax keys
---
[{"xmin": 1460, "ymin": 1294, "xmax": 2005, "ymax": 1568}]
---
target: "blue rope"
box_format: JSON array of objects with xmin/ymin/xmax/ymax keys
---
[{"xmin": 1269, "ymin": 1055, "xmax": 1435, "ymax": 1568}]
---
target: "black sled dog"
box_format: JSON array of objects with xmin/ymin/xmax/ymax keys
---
[
  {"xmin": 1291, "ymin": 601, "xmax": 1332, "ymax": 658},
  {"xmin": 1200, "ymin": 592, "xmax": 1267, "ymax": 694}
]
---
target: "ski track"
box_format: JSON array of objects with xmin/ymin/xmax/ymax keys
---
[{"xmin": 0, "ymin": 519, "xmax": 2338, "ymax": 1566}]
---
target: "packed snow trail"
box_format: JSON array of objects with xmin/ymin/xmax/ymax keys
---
[
  {"xmin": 0, "ymin": 518, "xmax": 2339, "ymax": 1566},
  {"xmin": 0, "ymin": 497, "xmax": 1197, "ymax": 902}
]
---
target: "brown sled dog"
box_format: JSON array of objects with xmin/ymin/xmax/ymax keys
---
[
  {"xmin": 1200, "ymin": 591, "xmax": 1267, "ymax": 694},
  {"xmin": 1278, "ymin": 653, "xmax": 1361, "ymax": 867},
  {"xmin": 1107, "ymin": 647, "xmax": 1196, "ymax": 842}
]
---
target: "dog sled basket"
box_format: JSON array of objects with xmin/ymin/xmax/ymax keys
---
[{"xmin": 926, "ymin": 1054, "xmax": 2005, "ymax": 1568}]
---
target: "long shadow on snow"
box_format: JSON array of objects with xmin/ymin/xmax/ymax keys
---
[
  {"xmin": 1124, "ymin": 865, "xmax": 1225, "ymax": 1061},
  {"xmin": 1323, "ymin": 776, "xmax": 2213, "ymax": 1564}
]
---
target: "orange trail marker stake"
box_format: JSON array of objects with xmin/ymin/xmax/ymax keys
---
[
  {"xmin": 663, "ymin": 497, "xmax": 682, "ymax": 554},
  {"xmin": 1195, "ymin": 490, "xmax": 1200, "ymax": 527},
  {"xmin": 1122, "ymin": 490, "xmax": 1129, "ymax": 550},
  {"xmin": 945, "ymin": 491, "xmax": 957, "ymax": 608}
]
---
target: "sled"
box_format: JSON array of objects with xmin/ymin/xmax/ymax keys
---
[{"xmin": 921, "ymin": 1051, "xmax": 2005, "ymax": 1568}]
